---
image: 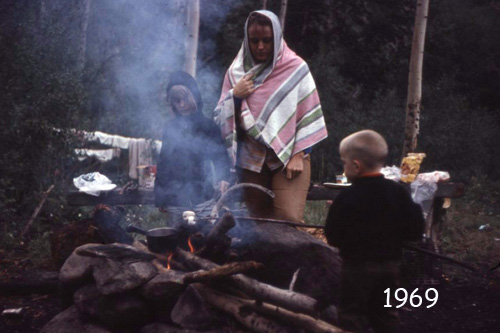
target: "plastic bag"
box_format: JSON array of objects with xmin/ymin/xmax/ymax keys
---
[
  {"xmin": 411, "ymin": 178, "xmax": 437, "ymax": 219},
  {"xmin": 73, "ymin": 172, "xmax": 116, "ymax": 196},
  {"xmin": 381, "ymin": 165, "xmax": 401, "ymax": 182},
  {"xmin": 401, "ymin": 153, "xmax": 426, "ymax": 183}
]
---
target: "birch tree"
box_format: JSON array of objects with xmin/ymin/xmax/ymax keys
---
[
  {"xmin": 184, "ymin": 0, "xmax": 200, "ymax": 78},
  {"xmin": 77, "ymin": 0, "xmax": 91, "ymax": 73},
  {"xmin": 402, "ymin": 0, "xmax": 430, "ymax": 158},
  {"xmin": 279, "ymin": 0, "xmax": 288, "ymax": 33}
]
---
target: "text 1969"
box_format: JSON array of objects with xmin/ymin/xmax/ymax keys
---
[{"xmin": 384, "ymin": 288, "xmax": 438, "ymax": 308}]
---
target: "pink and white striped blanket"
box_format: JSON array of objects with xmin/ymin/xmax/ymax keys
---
[{"xmin": 214, "ymin": 10, "xmax": 328, "ymax": 167}]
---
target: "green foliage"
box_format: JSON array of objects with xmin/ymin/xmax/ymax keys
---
[
  {"xmin": 303, "ymin": 200, "xmax": 329, "ymax": 226},
  {"xmin": 28, "ymin": 231, "xmax": 53, "ymax": 268},
  {"xmin": 441, "ymin": 176, "xmax": 500, "ymax": 263}
]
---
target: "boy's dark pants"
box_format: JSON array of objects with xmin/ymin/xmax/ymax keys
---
[{"xmin": 339, "ymin": 259, "xmax": 401, "ymax": 333}]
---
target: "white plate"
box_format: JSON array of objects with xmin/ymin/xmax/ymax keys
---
[{"xmin": 323, "ymin": 182, "xmax": 351, "ymax": 188}]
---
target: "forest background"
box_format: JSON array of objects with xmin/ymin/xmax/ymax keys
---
[{"xmin": 1, "ymin": 0, "xmax": 499, "ymax": 266}]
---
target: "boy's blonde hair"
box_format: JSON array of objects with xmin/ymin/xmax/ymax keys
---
[{"xmin": 340, "ymin": 130, "xmax": 388, "ymax": 169}]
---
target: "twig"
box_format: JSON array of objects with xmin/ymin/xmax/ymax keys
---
[
  {"xmin": 235, "ymin": 216, "xmax": 326, "ymax": 229},
  {"xmin": 289, "ymin": 268, "xmax": 300, "ymax": 291},
  {"xmin": 20, "ymin": 185, "xmax": 55, "ymax": 241},
  {"xmin": 404, "ymin": 244, "xmax": 477, "ymax": 272}
]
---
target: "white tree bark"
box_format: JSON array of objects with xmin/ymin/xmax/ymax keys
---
[
  {"xmin": 77, "ymin": 0, "xmax": 91, "ymax": 73},
  {"xmin": 184, "ymin": 0, "xmax": 200, "ymax": 78},
  {"xmin": 279, "ymin": 0, "xmax": 288, "ymax": 34},
  {"xmin": 403, "ymin": 0, "xmax": 430, "ymax": 158}
]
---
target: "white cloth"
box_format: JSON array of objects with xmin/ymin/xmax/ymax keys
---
[
  {"xmin": 74, "ymin": 148, "xmax": 121, "ymax": 162},
  {"xmin": 128, "ymin": 138, "xmax": 153, "ymax": 179}
]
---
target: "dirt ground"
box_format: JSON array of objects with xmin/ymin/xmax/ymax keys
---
[{"xmin": 1, "ymin": 247, "xmax": 500, "ymax": 333}]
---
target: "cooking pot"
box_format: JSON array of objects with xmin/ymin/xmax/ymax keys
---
[{"xmin": 125, "ymin": 225, "xmax": 178, "ymax": 253}]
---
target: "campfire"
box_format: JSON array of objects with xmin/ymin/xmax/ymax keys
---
[{"xmin": 42, "ymin": 193, "xmax": 344, "ymax": 332}]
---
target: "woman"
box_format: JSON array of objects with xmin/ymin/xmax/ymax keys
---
[
  {"xmin": 155, "ymin": 71, "xmax": 230, "ymax": 211},
  {"xmin": 214, "ymin": 10, "xmax": 328, "ymax": 223}
]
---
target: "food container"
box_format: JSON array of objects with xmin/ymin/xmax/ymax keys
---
[
  {"xmin": 336, "ymin": 174, "xmax": 348, "ymax": 184},
  {"xmin": 400, "ymin": 153, "xmax": 426, "ymax": 183},
  {"xmin": 125, "ymin": 225, "xmax": 178, "ymax": 253},
  {"xmin": 137, "ymin": 165, "xmax": 156, "ymax": 187}
]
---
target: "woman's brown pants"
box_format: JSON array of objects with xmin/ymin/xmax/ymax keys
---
[{"xmin": 238, "ymin": 156, "xmax": 311, "ymax": 223}]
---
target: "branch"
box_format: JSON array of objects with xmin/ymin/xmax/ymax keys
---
[
  {"xmin": 21, "ymin": 185, "xmax": 55, "ymax": 240},
  {"xmin": 183, "ymin": 261, "xmax": 263, "ymax": 284}
]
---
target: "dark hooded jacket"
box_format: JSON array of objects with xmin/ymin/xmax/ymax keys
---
[{"xmin": 154, "ymin": 71, "xmax": 230, "ymax": 208}]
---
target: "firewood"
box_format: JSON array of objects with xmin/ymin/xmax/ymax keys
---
[
  {"xmin": 193, "ymin": 284, "xmax": 293, "ymax": 333},
  {"xmin": 241, "ymin": 298, "xmax": 346, "ymax": 333},
  {"xmin": 183, "ymin": 261, "xmax": 263, "ymax": 284},
  {"xmin": 173, "ymin": 248, "xmax": 338, "ymax": 323},
  {"xmin": 197, "ymin": 212, "xmax": 235, "ymax": 262},
  {"xmin": 0, "ymin": 272, "xmax": 59, "ymax": 295}
]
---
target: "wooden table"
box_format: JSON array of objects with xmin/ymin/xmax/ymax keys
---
[{"xmin": 66, "ymin": 182, "xmax": 465, "ymax": 247}]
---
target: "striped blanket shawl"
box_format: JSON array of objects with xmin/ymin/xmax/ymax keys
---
[{"xmin": 214, "ymin": 10, "xmax": 328, "ymax": 167}]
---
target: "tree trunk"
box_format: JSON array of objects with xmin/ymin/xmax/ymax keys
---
[
  {"xmin": 402, "ymin": 0, "xmax": 430, "ymax": 159},
  {"xmin": 77, "ymin": 0, "xmax": 91, "ymax": 73},
  {"xmin": 184, "ymin": 0, "xmax": 200, "ymax": 78},
  {"xmin": 279, "ymin": 0, "xmax": 288, "ymax": 34},
  {"xmin": 262, "ymin": 0, "xmax": 268, "ymax": 9}
]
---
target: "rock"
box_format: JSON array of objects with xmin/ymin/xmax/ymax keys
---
[
  {"xmin": 40, "ymin": 306, "xmax": 111, "ymax": 333},
  {"xmin": 93, "ymin": 259, "xmax": 157, "ymax": 295},
  {"xmin": 230, "ymin": 222, "xmax": 342, "ymax": 307},
  {"xmin": 74, "ymin": 284, "xmax": 150, "ymax": 329},
  {"xmin": 59, "ymin": 243, "xmax": 103, "ymax": 285},
  {"xmin": 141, "ymin": 269, "xmax": 186, "ymax": 301},
  {"xmin": 171, "ymin": 284, "xmax": 222, "ymax": 329},
  {"xmin": 75, "ymin": 243, "xmax": 156, "ymax": 262}
]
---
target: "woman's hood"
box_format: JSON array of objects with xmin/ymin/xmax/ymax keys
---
[
  {"xmin": 243, "ymin": 10, "xmax": 284, "ymax": 86},
  {"xmin": 166, "ymin": 70, "xmax": 203, "ymax": 113}
]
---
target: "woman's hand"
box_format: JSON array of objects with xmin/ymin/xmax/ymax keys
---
[
  {"xmin": 233, "ymin": 73, "xmax": 256, "ymax": 98},
  {"xmin": 285, "ymin": 152, "xmax": 305, "ymax": 180}
]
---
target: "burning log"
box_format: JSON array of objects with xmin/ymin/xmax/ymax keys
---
[{"xmin": 197, "ymin": 212, "xmax": 235, "ymax": 262}]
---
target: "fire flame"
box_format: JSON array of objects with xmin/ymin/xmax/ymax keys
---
[
  {"xmin": 188, "ymin": 237, "xmax": 195, "ymax": 253},
  {"xmin": 166, "ymin": 252, "xmax": 173, "ymax": 270}
]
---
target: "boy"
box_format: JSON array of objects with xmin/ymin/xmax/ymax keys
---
[{"xmin": 324, "ymin": 130, "xmax": 424, "ymax": 333}]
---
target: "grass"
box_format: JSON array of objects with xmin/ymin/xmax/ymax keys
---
[{"xmin": 441, "ymin": 177, "xmax": 500, "ymax": 265}]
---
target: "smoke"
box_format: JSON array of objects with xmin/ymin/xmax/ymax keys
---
[{"xmin": 84, "ymin": 0, "xmax": 244, "ymax": 138}]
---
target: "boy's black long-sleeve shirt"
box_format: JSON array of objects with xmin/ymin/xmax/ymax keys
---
[{"xmin": 324, "ymin": 175, "xmax": 425, "ymax": 261}]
